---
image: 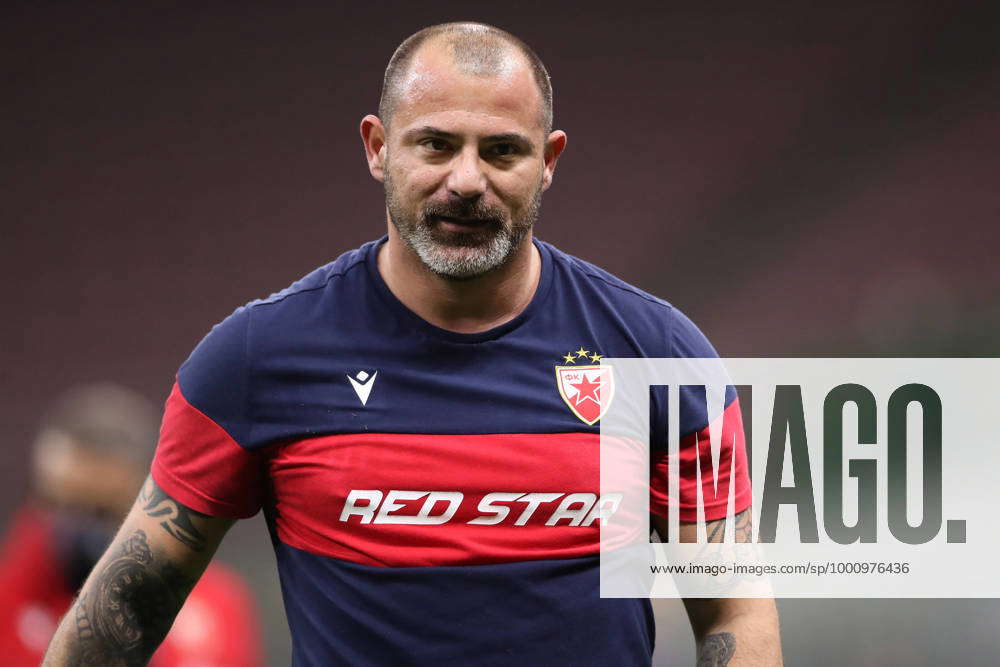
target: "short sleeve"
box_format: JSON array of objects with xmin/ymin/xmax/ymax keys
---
[
  {"xmin": 151, "ymin": 306, "xmax": 265, "ymax": 519},
  {"xmin": 649, "ymin": 308, "xmax": 751, "ymax": 522}
]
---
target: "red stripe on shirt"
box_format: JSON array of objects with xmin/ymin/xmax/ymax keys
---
[
  {"xmin": 152, "ymin": 381, "xmax": 264, "ymax": 519},
  {"xmin": 650, "ymin": 398, "xmax": 752, "ymax": 522}
]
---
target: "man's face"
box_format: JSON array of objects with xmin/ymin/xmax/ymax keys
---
[
  {"xmin": 380, "ymin": 45, "xmax": 553, "ymax": 279},
  {"xmin": 33, "ymin": 429, "xmax": 143, "ymax": 521},
  {"xmin": 32, "ymin": 429, "xmax": 145, "ymax": 587}
]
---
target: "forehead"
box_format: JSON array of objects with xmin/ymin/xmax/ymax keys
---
[
  {"xmin": 34, "ymin": 430, "xmax": 143, "ymax": 510},
  {"xmin": 390, "ymin": 42, "xmax": 545, "ymax": 137}
]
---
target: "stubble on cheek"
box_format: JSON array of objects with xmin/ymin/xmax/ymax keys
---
[{"xmin": 382, "ymin": 152, "xmax": 543, "ymax": 278}]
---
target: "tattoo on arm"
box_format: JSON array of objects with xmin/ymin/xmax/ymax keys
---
[
  {"xmin": 69, "ymin": 529, "xmax": 195, "ymax": 666},
  {"xmin": 706, "ymin": 508, "xmax": 753, "ymax": 543},
  {"xmin": 664, "ymin": 508, "xmax": 753, "ymax": 543},
  {"xmin": 697, "ymin": 631, "xmax": 736, "ymax": 666},
  {"xmin": 139, "ymin": 477, "xmax": 208, "ymax": 552}
]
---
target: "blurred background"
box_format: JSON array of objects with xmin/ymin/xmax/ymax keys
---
[{"xmin": 2, "ymin": 1, "xmax": 998, "ymax": 665}]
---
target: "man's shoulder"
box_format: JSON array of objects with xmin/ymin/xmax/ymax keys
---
[
  {"xmin": 541, "ymin": 240, "xmax": 720, "ymax": 358},
  {"xmin": 248, "ymin": 238, "xmax": 376, "ymax": 313},
  {"xmin": 541, "ymin": 239, "xmax": 675, "ymax": 313},
  {"xmin": 178, "ymin": 239, "xmax": 379, "ymax": 375},
  {"xmin": 208, "ymin": 238, "xmax": 379, "ymax": 342}
]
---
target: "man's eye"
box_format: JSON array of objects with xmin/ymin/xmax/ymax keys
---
[
  {"xmin": 423, "ymin": 138, "xmax": 450, "ymax": 152},
  {"xmin": 489, "ymin": 143, "xmax": 518, "ymax": 157}
]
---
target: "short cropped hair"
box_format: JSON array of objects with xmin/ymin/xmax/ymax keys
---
[
  {"xmin": 379, "ymin": 22, "xmax": 553, "ymax": 133},
  {"xmin": 37, "ymin": 382, "xmax": 160, "ymax": 469}
]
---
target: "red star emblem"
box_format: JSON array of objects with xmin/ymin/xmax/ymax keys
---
[
  {"xmin": 555, "ymin": 350, "xmax": 615, "ymax": 425},
  {"xmin": 570, "ymin": 373, "xmax": 602, "ymax": 405}
]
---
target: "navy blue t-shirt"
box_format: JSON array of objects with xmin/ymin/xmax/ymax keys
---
[{"xmin": 152, "ymin": 237, "xmax": 749, "ymax": 666}]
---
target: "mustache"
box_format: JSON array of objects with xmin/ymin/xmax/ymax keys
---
[{"xmin": 422, "ymin": 199, "xmax": 505, "ymax": 225}]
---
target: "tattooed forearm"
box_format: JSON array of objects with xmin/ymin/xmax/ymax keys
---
[
  {"xmin": 706, "ymin": 509, "xmax": 753, "ymax": 543},
  {"xmin": 64, "ymin": 529, "xmax": 195, "ymax": 666},
  {"xmin": 667, "ymin": 508, "xmax": 753, "ymax": 543},
  {"xmin": 140, "ymin": 477, "xmax": 208, "ymax": 551},
  {"xmin": 733, "ymin": 508, "xmax": 752, "ymax": 543},
  {"xmin": 74, "ymin": 591, "xmax": 93, "ymax": 639},
  {"xmin": 697, "ymin": 631, "xmax": 736, "ymax": 666}
]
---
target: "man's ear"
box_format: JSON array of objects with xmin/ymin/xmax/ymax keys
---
[
  {"xmin": 360, "ymin": 115, "xmax": 387, "ymax": 182},
  {"xmin": 541, "ymin": 130, "xmax": 568, "ymax": 191}
]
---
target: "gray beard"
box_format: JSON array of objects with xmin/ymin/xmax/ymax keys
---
[{"xmin": 385, "ymin": 172, "xmax": 542, "ymax": 280}]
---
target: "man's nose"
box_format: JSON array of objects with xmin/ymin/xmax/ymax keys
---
[{"xmin": 446, "ymin": 147, "xmax": 487, "ymax": 199}]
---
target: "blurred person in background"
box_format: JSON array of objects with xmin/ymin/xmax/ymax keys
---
[{"xmin": 0, "ymin": 382, "xmax": 263, "ymax": 667}]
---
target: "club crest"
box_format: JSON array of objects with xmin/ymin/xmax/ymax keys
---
[{"xmin": 555, "ymin": 347, "xmax": 614, "ymax": 425}]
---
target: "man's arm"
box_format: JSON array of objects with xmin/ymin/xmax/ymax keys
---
[
  {"xmin": 43, "ymin": 475, "xmax": 234, "ymax": 666},
  {"xmin": 652, "ymin": 510, "xmax": 782, "ymax": 666}
]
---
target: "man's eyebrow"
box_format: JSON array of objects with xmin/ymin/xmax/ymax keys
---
[
  {"xmin": 483, "ymin": 132, "xmax": 531, "ymax": 145},
  {"xmin": 402, "ymin": 126, "xmax": 461, "ymax": 141},
  {"xmin": 401, "ymin": 127, "xmax": 532, "ymax": 146}
]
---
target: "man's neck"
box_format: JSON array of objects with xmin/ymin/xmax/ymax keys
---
[{"xmin": 377, "ymin": 225, "xmax": 541, "ymax": 335}]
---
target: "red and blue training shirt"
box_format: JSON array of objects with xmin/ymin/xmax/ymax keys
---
[{"xmin": 152, "ymin": 237, "xmax": 751, "ymax": 666}]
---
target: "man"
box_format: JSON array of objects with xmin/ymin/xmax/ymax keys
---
[
  {"xmin": 2, "ymin": 383, "xmax": 263, "ymax": 666},
  {"xmin": 44, "ymin": 22, "xmax": 781, "ymax": 666}
]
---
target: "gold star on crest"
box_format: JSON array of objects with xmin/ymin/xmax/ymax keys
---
[
  {"xmin": 589, "ymin": 353, "xmax": 602, "ymax": 362},
  {"xmin": 563, "ymin": 352, "xmax": 576, "ymax": 364},
  {"xmin": 575, "ymin": 347, "xmax": 589, "ymax": 357}
]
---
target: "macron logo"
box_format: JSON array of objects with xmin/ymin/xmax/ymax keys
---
[{"xmin": 347, "ymin": 370, "xmax": 378, "ymax": 406}]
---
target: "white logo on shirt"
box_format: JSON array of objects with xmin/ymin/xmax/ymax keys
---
[
  {"xmin": 338, "ymin": 489, "xmax": 624, "ymax": 527},
  {"xmin": 347, "ymin": 370, "xmax": 378, "ymax": 406}
]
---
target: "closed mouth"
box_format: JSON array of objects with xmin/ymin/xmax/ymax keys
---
[{"xmin": 432, "ymin": 215, "xmax": 491, "ymax": 227}]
